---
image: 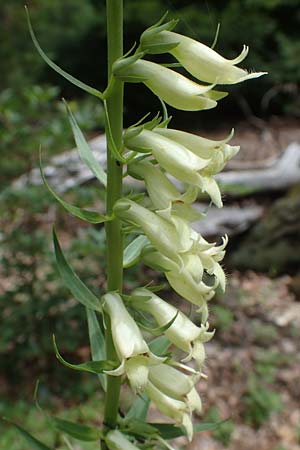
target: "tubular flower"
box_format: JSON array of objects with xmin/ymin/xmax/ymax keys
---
[
  {"xmin": 149, "ymin": 363, "xmax": 201, "ymax": 409},
  {"xmin": 142, "ymin": 232, "xmax": 227, "ymax": 309},
  {"xmin": 125, "ymin": 128, "xmax": 225, "ymax": 207},
  {"xmin": 114, "ymin": 198, "xmax": 193, "ymax": 268},
  {"xmin": 128, "ymin": 160, "xmax": 203, "ymax": 222},
  {"xmin": 105, "ymin": 430, "xmax": 141, "ymax": 450},
  {"xmin": 153, "ymin": 127, "xmax": 240, "ymax": 175},
  {"xmin": 102, "ymin": 292, "xmax": 164, "ymax": 393},
  {"xmin": 145, "ymin": 381, "xmax": 194, "ymax": 442},
  {"xmin": 131, "ymin": 288, "xmax": 215, "ymax": 367},
  {"xmin": 114, "ymin": 59, "xmax": 227, "ymax": 111},
  {"xmin": 140, "ymin": 30, "xmax": 267, "ymax": 85}
]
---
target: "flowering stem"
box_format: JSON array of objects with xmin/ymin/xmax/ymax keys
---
[{"xmin": 102, "ymin": 0, "xmax": 124, "ymax": 447}]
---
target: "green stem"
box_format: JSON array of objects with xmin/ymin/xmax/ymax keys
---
[{"xmin": 102, "ymin": 0, "xmax": 124, "ymax": 447}]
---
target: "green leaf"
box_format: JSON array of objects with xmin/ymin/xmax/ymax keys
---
[
  {"xmin": 63, "ymin": 100, "xmax": 107, "ymax": 187},
  {"xmin": 137, "ymin": 311, "xmax": 178, "ymax": 336},
  {"xmin": 86, "ymin": 308, "xmax": 107, "ymax": 391},
  {"xmin": 148, "ymin": 336, "xmax": 171, "ymax": 356},
  {"xmin": 2, "ymin": 418, "xmax": 52, "ymax": 450},
  {"xmin": 152, "ymin": 421, "xmax": 220, "ymax": 440},
  {"xmin": 53, "ymin": 417, "xmax": 102, "ymax": 442},
  {"xmin": 53, "ymin": 335, "xmax": 116, "ymax": 374},
  {"xmin": 121, "ymin": 418, "xmax": 157, "ymax": 439},
  {"xmin": 25, "ymin": 7, "xmax": 103, "ymax": 99},
  {"xmin": 40, "ymin": 153, "xmax": 109, "ymax": 224},
  {"xmin": 53, "ymin": 229, "xmax": 102, "ymax": 312},
  {"xmin": 126, "ymin": 394, "xmax": 150, "ymax": 421},
  {"xmin": 123, "ymin": 235, "xmax": 149, "ymax": 268}
]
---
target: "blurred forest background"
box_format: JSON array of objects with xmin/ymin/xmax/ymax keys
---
[{"xmin": 0, "ymin": 1, "xmax": 299, "ymax": 449}]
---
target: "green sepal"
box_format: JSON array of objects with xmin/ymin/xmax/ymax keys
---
[
  {"xmin": 40, "ymin": 153, "xmax": 110, "ymax": 224},
  {"xmin": 25, "ymin": 7, "xmax": 103, "ymax": 100},
  {"xmin": 63, "ymin": 100, "xmax": 107, "ymax": 187},
  {"xmin": 2, "ymin": 418, "xmax": 53, "ymax": 450},
  {"xmin": 123, "ymin": 235, "xmax": 150, "ymax": 268},
  {"xmin": 141, "ymin": 41, "xmax": 180, "ymax": 55},
  {"xmin": 141, "ymin": 17, "xmax": 178, "ymax": 42},
  {"xmin": 125, "ymin": 394, "xmax": 150, "ymax": 421},
  {"xmin": 136, "ymin": 311, "xmax": 178, "ymax": 336},
  {"xmin": 53, "ymin": 229, "xmax": 102, "ymax": 312},
  {"xmin": 52, "ymin": 417, "xmax": 103, "ymax": 442},
  {"xmin": 211, "ymin": 23, "xmax": 221, "ymax": 50},
  {"xmin": 86, "ymin": 308, "xmax": 107, "ymax": 391},
  {"xmin": 113, "ymin": 52, "xmax": 145, "ymax": 74},
  {"xmin": 53, "ymin": 335, "xmax": 117, "ymax": 374},
  {"xmin": 148, "ymin": 336, "xmax": 171, "ymax": 356}
]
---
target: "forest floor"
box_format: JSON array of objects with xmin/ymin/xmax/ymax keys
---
[{"xmin": 171, "ymin": 271, "xmax": 300, "ymax": 450}]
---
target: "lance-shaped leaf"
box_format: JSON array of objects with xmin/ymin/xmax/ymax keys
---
[
  {"xmin": 40, "ymin": 155, "xmax": 110, "ymax": 224},
  {"xmin": 151, "ymin": 421, "xmax": 221, "ymax": 439},
  {"xmin": 86, "ymin": 308, "xmax": 107, "ymax": 390},
  {"xmin": 148, "ymin": 336, "xmax": 171, "ymax": 356},
  {"xmin": 53, "ymin": 335, "xmax": 116, "ymax": 373},
  {"xmin": 136, "ymin": 311, "xmax": 178, "ymax": 337},
  {"xmin": 25, "ymin": 7, "xmax": 103, "ymax": 99},
  {"xmin": 53, "ymin": 229, "xmax": 102, "ymax": 312},
  {"xmin": 2, "ymin": 418, "xmax": 52, "ymax": 450},
  {"xmin": 126, "ymin": 394, "xmax": 150, "ymax": 421},
  {"xmin": 52, "ymin": 417, "xmax": 102, "ymax": 442},
  {"xmin": 64, "ymin": 100, "xmax": 107, "ymax": 187},
  {"xmin": 123, "ymin": 235, "xmax": 149, "ymax": 268},
  {"xmin": 121, "ymin": 418, "xmax": 158, "ymax": 439}
]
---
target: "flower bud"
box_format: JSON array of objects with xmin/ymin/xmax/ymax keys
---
[
  {"xmin": 114, "ymin": 59, "xmax": 227, "ymax": 111},
  {"xmin": 140, "ymin": 30, "xmax": 267, "ymax": 85},
  {"xmin": 102, "ymin": 292, "xmax": 164, "ymax": 392}
]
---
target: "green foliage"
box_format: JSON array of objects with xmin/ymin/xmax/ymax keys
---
[
  {"xmin": 0, "ymin": 84, "xmax": 104, "ymax": 187},
  {"xmin": 205, "ymin": 407, "xmax": 235, "ymax": 446},
  {"xmin": 0, "ymin": 185, "xmax": 106, "ymax": 394},
  {"xmin": 243, "ymin": 375, "xmax": 282, "ymax": 427}
]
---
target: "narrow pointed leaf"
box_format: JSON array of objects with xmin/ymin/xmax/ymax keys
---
[
  {"xmin": 25, "ymin": 7, "xmax": 103, "ymax": 99},
  {"xmin": 64, "ymin": 100, "xmax": 107, "ymax": 187},
  {"xmin": 53, "ymin": 417, "xmax": 102, "ymax": 442},
  {"xmin": 148, "ymin": 336, "xmax": 171, "ymax": 356},
  {"xmin": 2, "ymin": 419, "xmax": 52, "ymax": 450},
  {"xmin": 137, "ymin": 312, "xmax": 178, "ymax": 336},
  {"xmin": 123, "ymin": 235, "xmax": 149, "ymax": 268},
  {"xmin": 53, "ymin": 229, "xmax": 102, "ymax": 312},
  {"xmin": 121, "ymin": 418, "xmax": 157, "ymax": 439},
  {"xmin": 53, "ymin": 335, "xmax": 116, "ymax": 374},
  {"xmin": 40, "ymin": 156, "xmax": 109, "ymax": 223},
  {"xmin": 126, "ymin": 394, "xmax": 150, "ymax": 421},
  {"xmin": 86, "ymin": 308, "xmax": 107, "ymax": 390},
  {"xmin": 152, "ymin": 421, "xmax": 221, "ymax": 439}
]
